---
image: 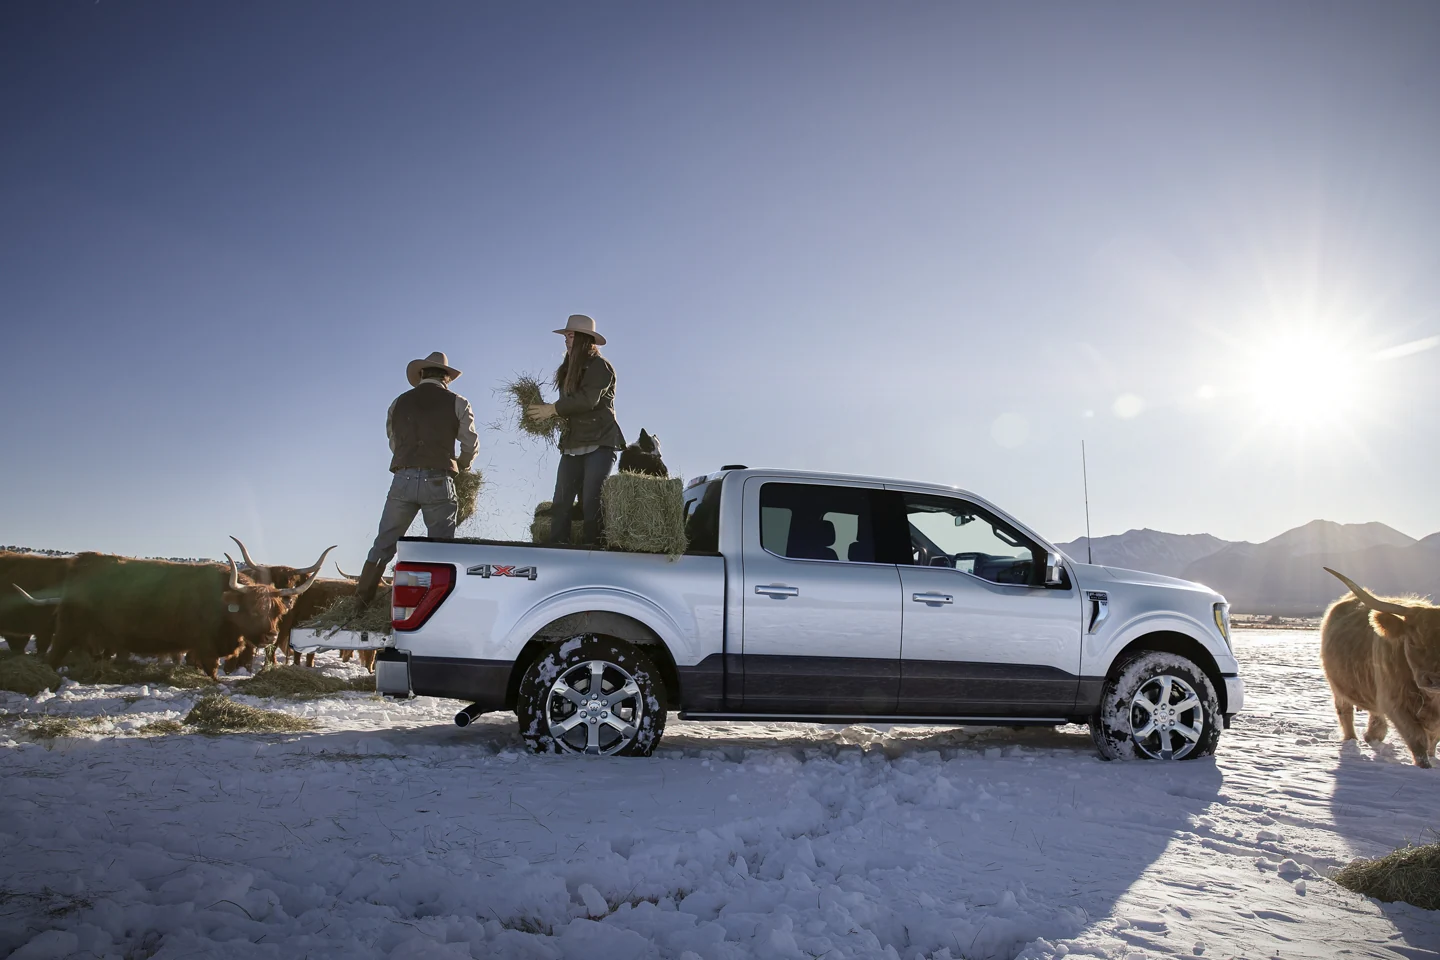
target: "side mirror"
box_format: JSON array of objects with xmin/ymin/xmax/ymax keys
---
[{"xmin": 1044, "ymin": 551, "xmax": 1065, "ymax": 587}]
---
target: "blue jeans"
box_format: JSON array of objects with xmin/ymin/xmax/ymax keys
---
[
  {"xmin": 366, "ymin": 468, "xmax": 458, "ymax": 566},
  {"xmin": 549, "ymin": 448, "xmax": 616, "ymax": 545}
]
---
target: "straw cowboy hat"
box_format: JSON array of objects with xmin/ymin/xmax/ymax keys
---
[
  {"xmin": 406, "ymin": 351, "xmax": 463, "ymax": 387},
  {"xmin": 553, "ymin": 314, "xmax": 607, "ymax": 346}
]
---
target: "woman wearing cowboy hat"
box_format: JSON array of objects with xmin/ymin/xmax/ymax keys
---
[
  {"xmin": 354, "ymin": 351, "xmax": 479, "ymax": 603},
  {"xmin": 527, "ymin": 315, "xmax": 625, "ymax": 546}
]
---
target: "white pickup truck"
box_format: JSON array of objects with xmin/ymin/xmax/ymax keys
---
[{"xmin": 369, "ymin": 466, "xmax": 1243, "ymax": 760}]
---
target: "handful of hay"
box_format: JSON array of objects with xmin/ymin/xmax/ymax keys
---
[
  {"xmin": 233, "ymin": 665, "xmax": 375, "ymax": 699},
  {"xmin": 505, "ymin": 374, "xmax": 561, "ymax": 443},
  {"xmin": 1334, "ymin": 842, "xmax": 1440, "ymax": 910},
  {"xmin": 530, "ymin": 500, "xmax": 584, "ymax": 544},
  {"xmin": 185, "ymin": 694, "xmax": 317, "ymax": 734},
  {"xmin": 301, "ymin": 591, "xmax": 394, "ymax": 635},
  {"xmin": 455, "ymin": 467, "xmax": 484, "ymax": 524},
  {"xmin": 601, "ymin": 473, "xmax": 687, "ymax": 558}
]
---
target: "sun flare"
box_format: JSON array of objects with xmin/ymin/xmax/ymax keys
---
[{"xmin": 1242, "ymin": 331, "xmax": 1365, "ymax": 428}]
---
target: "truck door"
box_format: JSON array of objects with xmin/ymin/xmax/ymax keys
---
[
  {"xmin": 892, "ymin": 491, "xmax": 1083, "ymax": 717},
  {"xmin": 740, "ymin": 478, "xmax": 902, "ymax": 715}
]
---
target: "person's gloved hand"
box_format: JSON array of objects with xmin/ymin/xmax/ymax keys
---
[{"xmin": 526, "ymin": 403, "xmax": 557, "ymax": 421}]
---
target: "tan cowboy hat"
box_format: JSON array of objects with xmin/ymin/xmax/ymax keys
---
[
  {"xmin": 406, "ymin": 351, "xmax": 462, "ymax": 387},
  {"xmin": 553, "ymin": 314, "xmax": 606, "ymax": 346}
]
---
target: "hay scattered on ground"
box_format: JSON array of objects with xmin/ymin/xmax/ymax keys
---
[
  {"xmin": 455, "ymin": 467, "xmax": 484, "ymax": 524},
  {"xmin": 233, "ymin": 665, "xmax": 375, "ymax": 699},
  {"xmin": 59, "ymin": 654, "xmax": 215, "ymax": 689},
  {"xmin": 529, "ymin": 501, "xmax": 585, "ymax": 544},
  {"xmin": 185, "ymin": 694, "xmax": 317, "ymax": 734},
  {"xmin": 143, "ymin": 719, "xmax": 185, "ymax": 736},
  {"xmin": 504, "ymin": 374, "xmax": 560, "ymax": 443},
  {"xmin": 1334, "ymin": 842, "xmax": 1440, "ymax": 910},
  {"xmin": 23, "ymin": 715, "xmax": 109, "ymax": 740},
  {"xmin": 601, "ymin": 472, "xmax": 687, "ymax": 557},
  {"xmin": 0, "ymin": 655, "xmax": 62, "ymax": 696},
  {"xmin": 301, "ymin": 593, "xmax": 393, "ymax": 634}
]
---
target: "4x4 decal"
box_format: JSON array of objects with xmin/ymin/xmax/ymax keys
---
[{"xmin": 467, "ymin": 563, "xmax": 538, "ymax": 580}]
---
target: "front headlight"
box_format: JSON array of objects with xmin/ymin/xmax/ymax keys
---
[{"xmin": 1213, "ymin": 602, "xmax": 1231, "ymax": 648}]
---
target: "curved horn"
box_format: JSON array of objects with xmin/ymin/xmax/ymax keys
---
[
  {"xmin": 275, "ymin": 546, "xmax": 333, "ymax": 597},
  {"xmin": 296, "ymin": 545, "xmax": 337, "ymax": 577},
  {"xmin": 225, "ymin": 554, "xmax": 251, "ymax": 594},
  {"xmin": 229, "ymin": 536, "xmax": 261, "ymax": 571},
  {"xmin": 335, "ymin": 563, "xmax": 357, "ymax": 582},
  {"xmin": 1324, "ymin": 567, "xmax": 1409, "ymax": 616},
  {"xmin": 12, "ymin": 584, "xmax": 61, "ymax": 606}
]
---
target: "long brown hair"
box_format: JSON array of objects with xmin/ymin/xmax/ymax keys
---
[{"xmin": 555, "ymin": 332, "xmax": 599, "ymax": 396}]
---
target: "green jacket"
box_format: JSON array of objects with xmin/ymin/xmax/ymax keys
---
[{"xmin": 554, "ymin": 354, "xmax": 626, "ymax": 452}]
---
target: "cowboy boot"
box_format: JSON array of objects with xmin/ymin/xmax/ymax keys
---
[{"xmin": 354, "ymin": 561, "xmax": 384, "ymax": 606}]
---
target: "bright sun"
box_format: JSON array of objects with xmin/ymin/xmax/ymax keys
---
[{"xmin": 1243, "ymin": 331, "xmax": 1365, "ymax": 427}]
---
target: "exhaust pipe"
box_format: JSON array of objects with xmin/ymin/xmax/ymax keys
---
[{"xmin": 454, "ymin": 703, "xmax": 486, "ymax": 727}]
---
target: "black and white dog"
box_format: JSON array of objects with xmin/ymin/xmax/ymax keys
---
[{"xmin": 618, "ymin": 428, "xmax": 668, "ymax": 477}]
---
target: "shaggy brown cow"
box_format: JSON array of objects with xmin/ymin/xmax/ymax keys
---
[
  {"xmin": 0, "ymin": 552, "xmax": 71, "ymax": 656},
  {"xmin": 18, "ymin": 551, "xmax": 325, "ymax": 680},
  {"xmin": 1321, "ymin": 568, "xmax": 1440, "ymax": 767}
]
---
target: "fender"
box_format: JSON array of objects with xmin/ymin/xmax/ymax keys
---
[
  {"xmin": 500, "ymin": 585, "xmax": 696, "ymax": 665},
  {"xmin": 1084, "ymin": 609, "xmax": 1233, "ymax": 677}
]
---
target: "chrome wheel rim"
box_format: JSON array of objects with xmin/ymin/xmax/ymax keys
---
[
  {"xmin": 1128, "ymin": 674, "xmax": 1204, "ymax": 760},
  {"xmin": 544, "ymin": 659, "xmax": 645, "ymax": 756}
]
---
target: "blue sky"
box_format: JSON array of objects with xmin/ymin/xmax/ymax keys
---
[{"xmin": 2, "ymin": 2, "xmax": 1437, "ymax": 569}]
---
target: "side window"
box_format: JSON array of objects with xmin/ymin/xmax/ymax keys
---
[
  {"xmin": 682, "ymin": 479, "xmax": 722, "ymax": 554},
  {"xmin": 758, "ymin": 483, "xmax": 877, "ymax": 563},
  {"xmin": 903, "ymin": 494, "xmax": 1040, "ymax": 586}
]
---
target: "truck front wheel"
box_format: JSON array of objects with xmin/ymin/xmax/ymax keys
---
[
  {"xmin": 516, "ymin": 635, "xmax": 668, "ymax": 756},
  {"xmin": 1090, "ymin": 651, "xmax": 1221, "ymax": 761}
]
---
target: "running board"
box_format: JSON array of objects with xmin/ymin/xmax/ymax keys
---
[{"xmin": 677, "ymin": 712, "xmax": 1069, "ymax": 726}]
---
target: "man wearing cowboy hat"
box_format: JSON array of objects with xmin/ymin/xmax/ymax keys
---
[{"xmin": 354, "ymin": 351, "xmax": 478, "ymax": 604}]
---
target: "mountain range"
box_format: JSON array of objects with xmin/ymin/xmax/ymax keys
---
[{"xmin": 1058, "ymin": 520, "xmax": 1440, "ymax": 615}]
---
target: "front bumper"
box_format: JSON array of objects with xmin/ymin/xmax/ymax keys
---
[{"xmin": 1224, "ymin": 674, "xmax": 1245, "ymax": 715}]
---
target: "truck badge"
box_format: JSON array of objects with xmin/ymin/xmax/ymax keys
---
[{"xmin": 467, "ymin": 564, "xmax": 538, "ymax": 580}]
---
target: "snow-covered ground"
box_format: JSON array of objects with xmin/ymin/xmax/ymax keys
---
[{"xmin": 1, "ymin": 630, "xmax": 1436, "ymax": 960}]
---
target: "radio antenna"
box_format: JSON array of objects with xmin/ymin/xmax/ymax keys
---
[{"xmin": 1082, "ymin": 440, "xmax": 1093, "ymax": 564}]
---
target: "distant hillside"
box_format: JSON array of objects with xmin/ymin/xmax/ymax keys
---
[
  {"xmin": 1059, "ymin": 522, "xmax": 1439, "ymax": 615},
  {"xmin": 1056, "ymin": 529, "xmax": 1233, "ymax": 579}
]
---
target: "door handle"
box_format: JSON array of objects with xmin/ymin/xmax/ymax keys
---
[
  {"xmin": 912, "ymin": 592, "xmax": 953, "ymax": 605},
  {"xmin": 754, "ymin": 584, "xmax": 799, "ymax": 598}
]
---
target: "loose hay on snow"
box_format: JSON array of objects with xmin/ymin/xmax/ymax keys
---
[
  {"xmin": 185, "ymin": 694, "xmax": 317, "ymax": 734},
  {"xmin": 504, "ymin": 374, "xmax": 561, "ymax": 443},
  {"xmin": 529, "ymin": 500, "xmax": 584, "ymax": 544},
  {"xmin": 59, "ymin": 654, "xmax": 215, "ymax": 689},
  {"xmin": 0, "ymin": 654, "xmax": 63, "ymax": 696},
  {"xmin": 142, "ymin": 719, "xmax": 185, "ymax": 736},
  {"xmin": 455, "ymin": 467, "xmax": 485, "ymax": 524},
  {"xmin": 601, "ymin": 472, "xmax": 687, "ymax": 557},
  {"xmin": 301, "ymin": 593, "xmax": 394, "ymax": 635},
  {"xmin": 1334, "ymin": 842, "xmax": 1440, "ymax": 911},
  {"xmin": 233, "ymin": 665, "xmax": 375, "ymax": 699}
]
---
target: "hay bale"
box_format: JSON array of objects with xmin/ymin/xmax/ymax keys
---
[
  {"xmin": 529, "ymin": 500, "xmax": 584, "ymax": 544},
  {"xmin": 184, "ymin": 694, "xmax": 317, "ymax": 734},
  {"xmin": 504, "ymin": 374, "xmax": 560, "ymax": 443},
  {"xmin": 233, "ymin": 665, "xmax": 374, "ymax": 699},
  {"xmin": 601, "ymin": 473, "xmax": 687, "ymax": 557},
  {"xmin": 1334, "ymin": 842, "xmax": 1440, "ymax": 910},
  {"xmin": 0, "ymin": 654, "xmax": 62, "ymax": 696},
  {"xmin": 301, "ymin": 593, "xmax": 393, "ymax": 634},
  {"xmin": 455, "ymin": 467, "xmax": 484, "ymax": 524}
]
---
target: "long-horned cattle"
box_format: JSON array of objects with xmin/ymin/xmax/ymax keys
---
[
  {"xmin": 0, "ymin": 552, "xmax": 71, "ymax": 657},
  {"xmin": 1321, "ymin": 567, "xmax": 1440, "ymax": 767},
  {"xmin": 15, "ymin": 549, "xmax": 326, "ymax": 680}
]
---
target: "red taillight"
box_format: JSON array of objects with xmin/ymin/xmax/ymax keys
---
[{"xmin": 391, "ymin": 562, "xmax": 455, "ymax": 631}]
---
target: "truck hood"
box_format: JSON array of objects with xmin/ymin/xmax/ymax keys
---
[{"xmin": 1071, "ymin": 562, "xmax": 1225, "ymax": 602}]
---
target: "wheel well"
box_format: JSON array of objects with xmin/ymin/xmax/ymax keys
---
[
  {"xmin": 1112, "ymin": 631, "xmax": 1229, "ymax": 713},
  {"xmin": 505, "ymin": 611, "xmax": 683, "ymax": 710}
]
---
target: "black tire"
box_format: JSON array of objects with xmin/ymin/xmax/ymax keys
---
[
  {"xmin": 1090, "ymin": 651, "xmax": 1221, "ymax": 761},
  {"xmin": 516, "ymin": 635, "xmax": 667, "ymax": 756}
]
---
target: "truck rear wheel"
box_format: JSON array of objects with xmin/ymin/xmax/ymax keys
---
[
  {"xmin": 517, "ymin": 635, "xmax": 667, "ymax": 756},
  {"xmin": 1090, "ymin": 651, "xmax": 1221, "ymax": 761}
]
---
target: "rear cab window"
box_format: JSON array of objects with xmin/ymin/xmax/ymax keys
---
[
  {"xmin": 757, "ymin": 482, "xmax": 908, "ymax": 564},
  {"xmin": 682, "ymin": 478, "xmax": 723, "ymax": 554}
]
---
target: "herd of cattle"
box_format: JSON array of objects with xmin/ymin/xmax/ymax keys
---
[{"xmin": 0, "ymin": 538, "xmax": 377, "ymax": 680}]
